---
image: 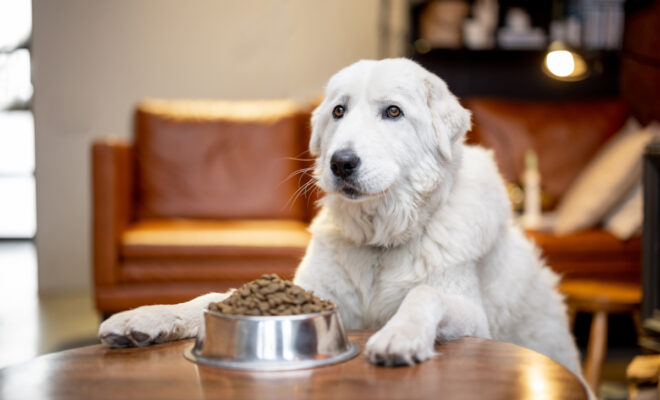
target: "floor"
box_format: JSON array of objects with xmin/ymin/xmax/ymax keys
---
[
  {"xmin": 574, "ymin": 311, "xmax": 643, "ymax": 400},
  {"xmin": 0, "ymin": 241, "xmax": 100, "ymax": 369},
  {"xmin": 598, "ymin": 347, "xmax": 640, "ymax": 399},
  {"xmin": 0, "ymin": 240, "xmax": 644, "ymax": 399}
]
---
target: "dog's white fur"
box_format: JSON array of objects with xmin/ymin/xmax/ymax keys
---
[{"xmin": 99, "ymin": 59, "xmax": 581, "ymax": 379}]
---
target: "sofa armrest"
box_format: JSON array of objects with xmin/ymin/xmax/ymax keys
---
[{"xmin": 92, "ymin": 137, "xmax": 135, "ymax": 286}]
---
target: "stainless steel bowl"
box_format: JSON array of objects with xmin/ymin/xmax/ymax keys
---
[{"xmin": 184, "ymin": 308, "xmax": 359, "ymax": 370}]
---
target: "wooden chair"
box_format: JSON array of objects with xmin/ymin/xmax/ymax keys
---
[{"xmin": 560, "ymin": 279, "xmax": 642, "ymax": 392}]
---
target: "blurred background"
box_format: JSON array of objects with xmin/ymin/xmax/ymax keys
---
[
  {"xmin": 0, "ymin": 0, "xmax": 396, "ymax": 367},
  {"xmin": 1, "ymin": 1, "xmax": 659, "ymax": 399}
]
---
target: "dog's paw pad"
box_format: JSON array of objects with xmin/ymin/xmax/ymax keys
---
[
  {"xmin": 368, "ymin": 352, "xmax": 416, "ymax": 367},
  {"xmin": 128, "ymin": 331, "xmax": 152, "ymax": 345},
  {"xmin": 391, "ymin": 354, "xmax": 414, "ymax": 367},
  {"xmin": 370, "ymin": 353, "xmax": 387, "ymax": 366},
  {"xmin": 153, "ymin": 331, "xmax": 169, "ymax": 343},
  {"xmin": 100, "ymin": 333, "xmax": 134, "ymax": 348}
]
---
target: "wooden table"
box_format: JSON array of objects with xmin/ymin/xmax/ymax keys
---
[{"xmin": 0, "ymin": 331, "xmax": 587, "ymax": 399}]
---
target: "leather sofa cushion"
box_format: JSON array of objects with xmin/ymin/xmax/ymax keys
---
[
  {"xmin": 465, "ymin": 98, "xmax": 628, "ymax": 202},
  {"xmin": 118, "ymin": 219, "xmax": 310, "ymax": 284},
  {"xmin": 135, "ymin": 99, "xmax": 309, "ymax": 220},
  {"xmin": 526, "ymin": 229, "xmax": 640, "ymax": 281},
  {"xmin": 120, "ymin": 219, "xmax": 311, "ymax": 258}
]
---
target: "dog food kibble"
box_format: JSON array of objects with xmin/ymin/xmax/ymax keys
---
[{"xmin": 207, "ymin": 274, "xmax": 335, "ymax": 316}]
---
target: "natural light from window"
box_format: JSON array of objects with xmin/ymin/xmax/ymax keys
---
[{"xmin": 0, "ymin": 0, "xmax": 35, "ymax": 238}]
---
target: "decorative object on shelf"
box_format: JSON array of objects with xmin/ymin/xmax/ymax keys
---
[
  {"xmin": 497, "ymin": 7, "xmax": 547, "ymax": 49},
  {"xmin": 462, "ymin": 0, "xmax": 498, "ymax": 49},
  {"xmin": 583, "ymin": 0, "xmax": 625, "ymax": 50},
  {"xmin": 521, "ymin": 149, "xmax": 542, "ymax": 230},
  {"xmin": 507, "ymin": 182, "xmax": 555, "ymax": 214},
  {"xmin": 416, "ymin": 0, "xmax": 470, "ymax": 51},
  {"xmin": 506, "ymin": 182, "xmax": 524, "ymax": 213},
  {"xmin": 543, "ymin": 40, "xmax": 589, "ymax": 81}
]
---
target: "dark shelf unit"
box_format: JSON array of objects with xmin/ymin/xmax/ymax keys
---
[{"xmin": 412, "ymin": 49, "xmax": 621, "ymax": 100}]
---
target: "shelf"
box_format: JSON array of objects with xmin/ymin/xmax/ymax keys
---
[{"xmin": 413, "ymin": 49, "xmax": 621, "ymax": 100}]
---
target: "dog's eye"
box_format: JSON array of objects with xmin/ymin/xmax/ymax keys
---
[
  {"xmin": 384, "ymin": 105, "xmax": 402, "ymax": 119},
  {"xmin": 332, "ymin": 105, "xmax": 345, "ymax": 119}
]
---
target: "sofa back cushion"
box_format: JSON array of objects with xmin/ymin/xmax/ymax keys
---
[
  {"xmin": 135, "ymin": 99, "xmax": 309, "ymax": 220},
  {"xmin": 464, "ymin": 98, "xmax": 627, "ymax": 202}
]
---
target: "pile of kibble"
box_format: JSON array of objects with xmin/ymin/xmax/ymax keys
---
[{"xmin": 207, "ymin": 274, "xmax": 335, "ymax": 316}]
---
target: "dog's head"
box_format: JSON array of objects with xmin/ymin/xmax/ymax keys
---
[{"xmin": 310, "ymin": 58, "xmax": 471, "ymax": 201}]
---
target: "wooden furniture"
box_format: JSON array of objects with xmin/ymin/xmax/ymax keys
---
[
  {"xmin": 0, "ymin": 331, "xmax": 588, "ymax": 400},
  {"xmin": 92, "ymin": 99, "xmax": 316, "ymax": 314},
  {"xmin": 560, "ymin": 279, "xmax": 643, "ymax": 392},
  {"xmin": 626, "ymin": 354, "xmax": 660, "ymax": 400}
]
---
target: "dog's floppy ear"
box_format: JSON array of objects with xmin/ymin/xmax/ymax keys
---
[
  {"xmin": 308, "ymin": 103, "xmax": 323, "ymax": 157},
  {"xmin": 424, "ymin": 73, "xmax": 471, "ymax": 161}
]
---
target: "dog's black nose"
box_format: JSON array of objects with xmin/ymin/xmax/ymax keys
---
[{"xmin": 330, "ymin": 149, "xmax": 361, "ymax": 179}]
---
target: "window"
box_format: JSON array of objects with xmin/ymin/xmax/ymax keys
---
[{"xmin": 0, "ymin": 0, "xmax": 35, "ymax": 238}]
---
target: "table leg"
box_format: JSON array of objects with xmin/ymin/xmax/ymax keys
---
[{"xmin": 584, "ymin": 310, "xmax": 607, "ymax": 393}]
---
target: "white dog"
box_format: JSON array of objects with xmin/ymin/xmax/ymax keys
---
[{"xmin": 99, "ymin": 59, "xmax": 581, "ymax": 377}]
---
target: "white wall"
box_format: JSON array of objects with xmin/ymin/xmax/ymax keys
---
[{"xmin": 32, "ymin": 0, "xmax": 409, "ymax": 293}]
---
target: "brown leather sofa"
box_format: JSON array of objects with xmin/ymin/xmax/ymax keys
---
[
  {"xmin": 93, "ymin": 99, "xmax": 315, "ymax": 314},
  {"xmin": 465, "ymin": 98, "xmax": 641, "ymax": 282},
  {"xmin": 93, "ymin": 96, "xmax": 641, "ymax": 315}
]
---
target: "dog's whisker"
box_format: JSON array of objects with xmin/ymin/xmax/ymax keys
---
[
  {"xmin": 283, "ymin": 182, "xmax": 308, "ymax": 210},
  {"xmin": 283, "ymin": 176, "xmax": 319, "ymax": 211},
  {"xmin": 280, "ymin": 150, "xmax": 317, "ymax": 165},
  {"xmin": 284, "ymin": 184, "xmax": 310, "ymax": 210},
  {"xmin": 297, "ymin": 167, "xmax": 317, "ymax": 187},
  {"xmin": 303, "ymin": 179, "xmax": 320, "ymax": 199},
  {"xmin": 287, "ymin": 157, "xmax": 316, "ymax": 162},
  {"xmin": 281, "ymin": 167, "xmax": 315, "ymax": 185}
]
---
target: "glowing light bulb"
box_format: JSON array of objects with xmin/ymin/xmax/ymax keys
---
[{"xmin": 545, "ymin": 50, "xmax": 575, "ymax": 77}]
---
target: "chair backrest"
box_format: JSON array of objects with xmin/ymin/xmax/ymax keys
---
[
  {"xmin": 134, "ymin": 99, "xmax": 314, "ymax": 220},
  {"xmin": 464, "ymin": 98, "xmax": 628, "ymax": 202}
]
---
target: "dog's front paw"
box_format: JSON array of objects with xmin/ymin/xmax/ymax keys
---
[
  {"xmin": 365, "ymin": 323, "xmax": 436, "ymax": 367},
  {"xmin": 99, "ymin": 305, "xmax": 189, "ymax": 348}
]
